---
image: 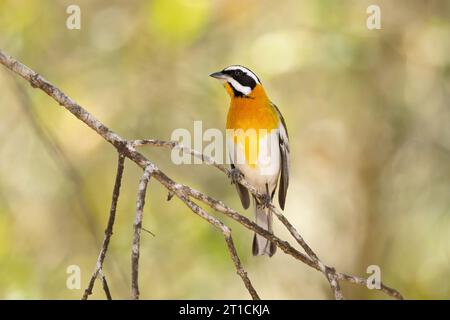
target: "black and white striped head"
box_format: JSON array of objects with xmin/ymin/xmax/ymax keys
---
[{"xmin": 210, "ymin": 65, "xmax": 262, "ymax": 98}]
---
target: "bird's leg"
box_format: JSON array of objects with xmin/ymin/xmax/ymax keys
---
[
  {"xmin": 228, "ymin": 167, "xmax": 244, "ymax": 185},
  {"xmin": 256, "ymin": 184, "xmax": 271, "ymax": 208}
]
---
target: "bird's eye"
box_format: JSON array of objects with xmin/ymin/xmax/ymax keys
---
[{"xmin": 234, "ymin": 70, "xmax": 243, "ymax": 76}]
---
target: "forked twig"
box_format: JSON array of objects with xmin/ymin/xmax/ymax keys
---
[{"xmin": 82, "ymin": 154, "xmax": 125, "ymax": 300}]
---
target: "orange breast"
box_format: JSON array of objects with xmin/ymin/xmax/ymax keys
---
[{"xmin": 226, "ymin": 85, "xmax": 279, "ymax": 166}]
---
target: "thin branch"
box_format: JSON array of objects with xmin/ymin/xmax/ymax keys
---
[
  {"xmin": 142, "ymin": 227, "xmax": 156, "ymax": 237},
  {"xmin": 0, "ymin": 49, "xmax": 403, "ymax": 300},
  {"xmin": 133, "ymin": 139, "xmax": 229, "ymax": 173},
  {"xmin": 131, "ymin": 166, "xmax": 152, "ymax": 300},
  {"xmin": 82, "ymin": 153, "xmax": 125, "ymax": 300},
  {"xmin": 99, "ymin": 270, "xmax": 113, "ymax": 300},
  {"xmin": 224, "ymin": 234, "xmax": 260, "ymax": 300},
  {"xmin": 337, "ymin": 273, "xmax": 404, "ymax": 300}
]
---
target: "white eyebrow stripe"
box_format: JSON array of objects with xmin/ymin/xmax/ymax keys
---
[{"xmin": 224, "ymin": 65, "xmax": 260, "ymax": 84}]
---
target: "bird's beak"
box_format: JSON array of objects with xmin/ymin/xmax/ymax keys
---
[{"xmin": 209, "ymin": 71, "xmax": 227, "ymax": 80}]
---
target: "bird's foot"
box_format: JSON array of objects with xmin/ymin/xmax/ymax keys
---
[
  {"xmin": 228, "ymin": 168, "xmax": 244, "ymax": 185},
  {"xmin": 257, "ymin": 193, "xmax": 271, "ymax": 209}
]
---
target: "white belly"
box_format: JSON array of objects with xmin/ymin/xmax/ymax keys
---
[{"xmin": 227, "ymin": 129, "xmax": 281, "ymax": 194}]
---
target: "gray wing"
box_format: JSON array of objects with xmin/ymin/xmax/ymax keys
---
[
  {"xmin": 231, "ymin": 163, "xmax": 250, "ymax": 209},
  {"xmin": 272, "ymin": 103, "xmax": 290, "ymax": 210}
]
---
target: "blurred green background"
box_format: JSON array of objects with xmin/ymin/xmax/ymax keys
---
[{"xmin": 0, "ymin": 0, "xmax": 449, "ymax": 299}]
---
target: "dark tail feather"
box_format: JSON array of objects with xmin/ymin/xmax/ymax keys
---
[{"xmin": 252, "ymin": 198, "xmax": 276, "ymax": 257}]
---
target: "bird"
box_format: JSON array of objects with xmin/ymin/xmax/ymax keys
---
[{"xmin": 210, "ymin": 65, "xmax": 289, "ymax": 257}]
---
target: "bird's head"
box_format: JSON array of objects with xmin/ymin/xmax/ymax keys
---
[{"xmin": 210, "ymin": 65, "xmax": 266, "ymax": 99}]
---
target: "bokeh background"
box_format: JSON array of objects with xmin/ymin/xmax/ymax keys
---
[{"xmin": 0, "ymin": 0, "xmax": 449, "ymax": 299}]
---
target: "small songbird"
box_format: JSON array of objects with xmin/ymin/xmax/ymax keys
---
[{"xmin": 210, "ymin": 65, "xmax": 289, "ymax": 257}]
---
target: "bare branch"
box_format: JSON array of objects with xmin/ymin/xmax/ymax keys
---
[
  {"xmin": 82, "ymin": 153, "xmax": 125, "ymax": 300},
  {"xmin": 133, "ymin": 139, "xmax": 229, "ymax": 174},
  {"xmin": 131, "ymin": 166, "xmax": 152, "ymax": 299},
  {"xmin": 99, "ymin": 270, "xmax": 112, "ymax": 300},
  {"xmin": 337, "ymin": 273, "xmax": 404, "ymax": 300},
  {"xmin": 223, "ymin": 234, "xmax": 260, "ymax": 300}
]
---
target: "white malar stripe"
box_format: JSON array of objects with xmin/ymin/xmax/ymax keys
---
[
  {"xmin": 227, "ymin": 77, "xmax": 252, "ymax": 95},
  {"xmin": 224, "ymin": 65, "xmax": 260, "ymax": 84}
]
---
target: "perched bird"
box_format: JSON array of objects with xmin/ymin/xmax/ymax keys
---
[{"xmin": 210, "ymin": 65, "xmax": 289, "ymax": 257}]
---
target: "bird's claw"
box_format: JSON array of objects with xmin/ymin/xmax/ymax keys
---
[
  {"xmin": 257, "ymin": 193, "xmax": 271, "ymax": 209},
  {"xmin": 228, "ymin": 168, "xmax": 244, "ymax": 185}
]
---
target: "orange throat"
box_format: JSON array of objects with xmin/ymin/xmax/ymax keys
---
[{"xmin": 226, "ymin": 84, "xmax": 278, "ymax": 131}]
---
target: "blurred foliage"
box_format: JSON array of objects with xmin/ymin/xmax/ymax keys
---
[{"xmin": 0, "ymin": 0, "xmax": 449, "ymax": 299}]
